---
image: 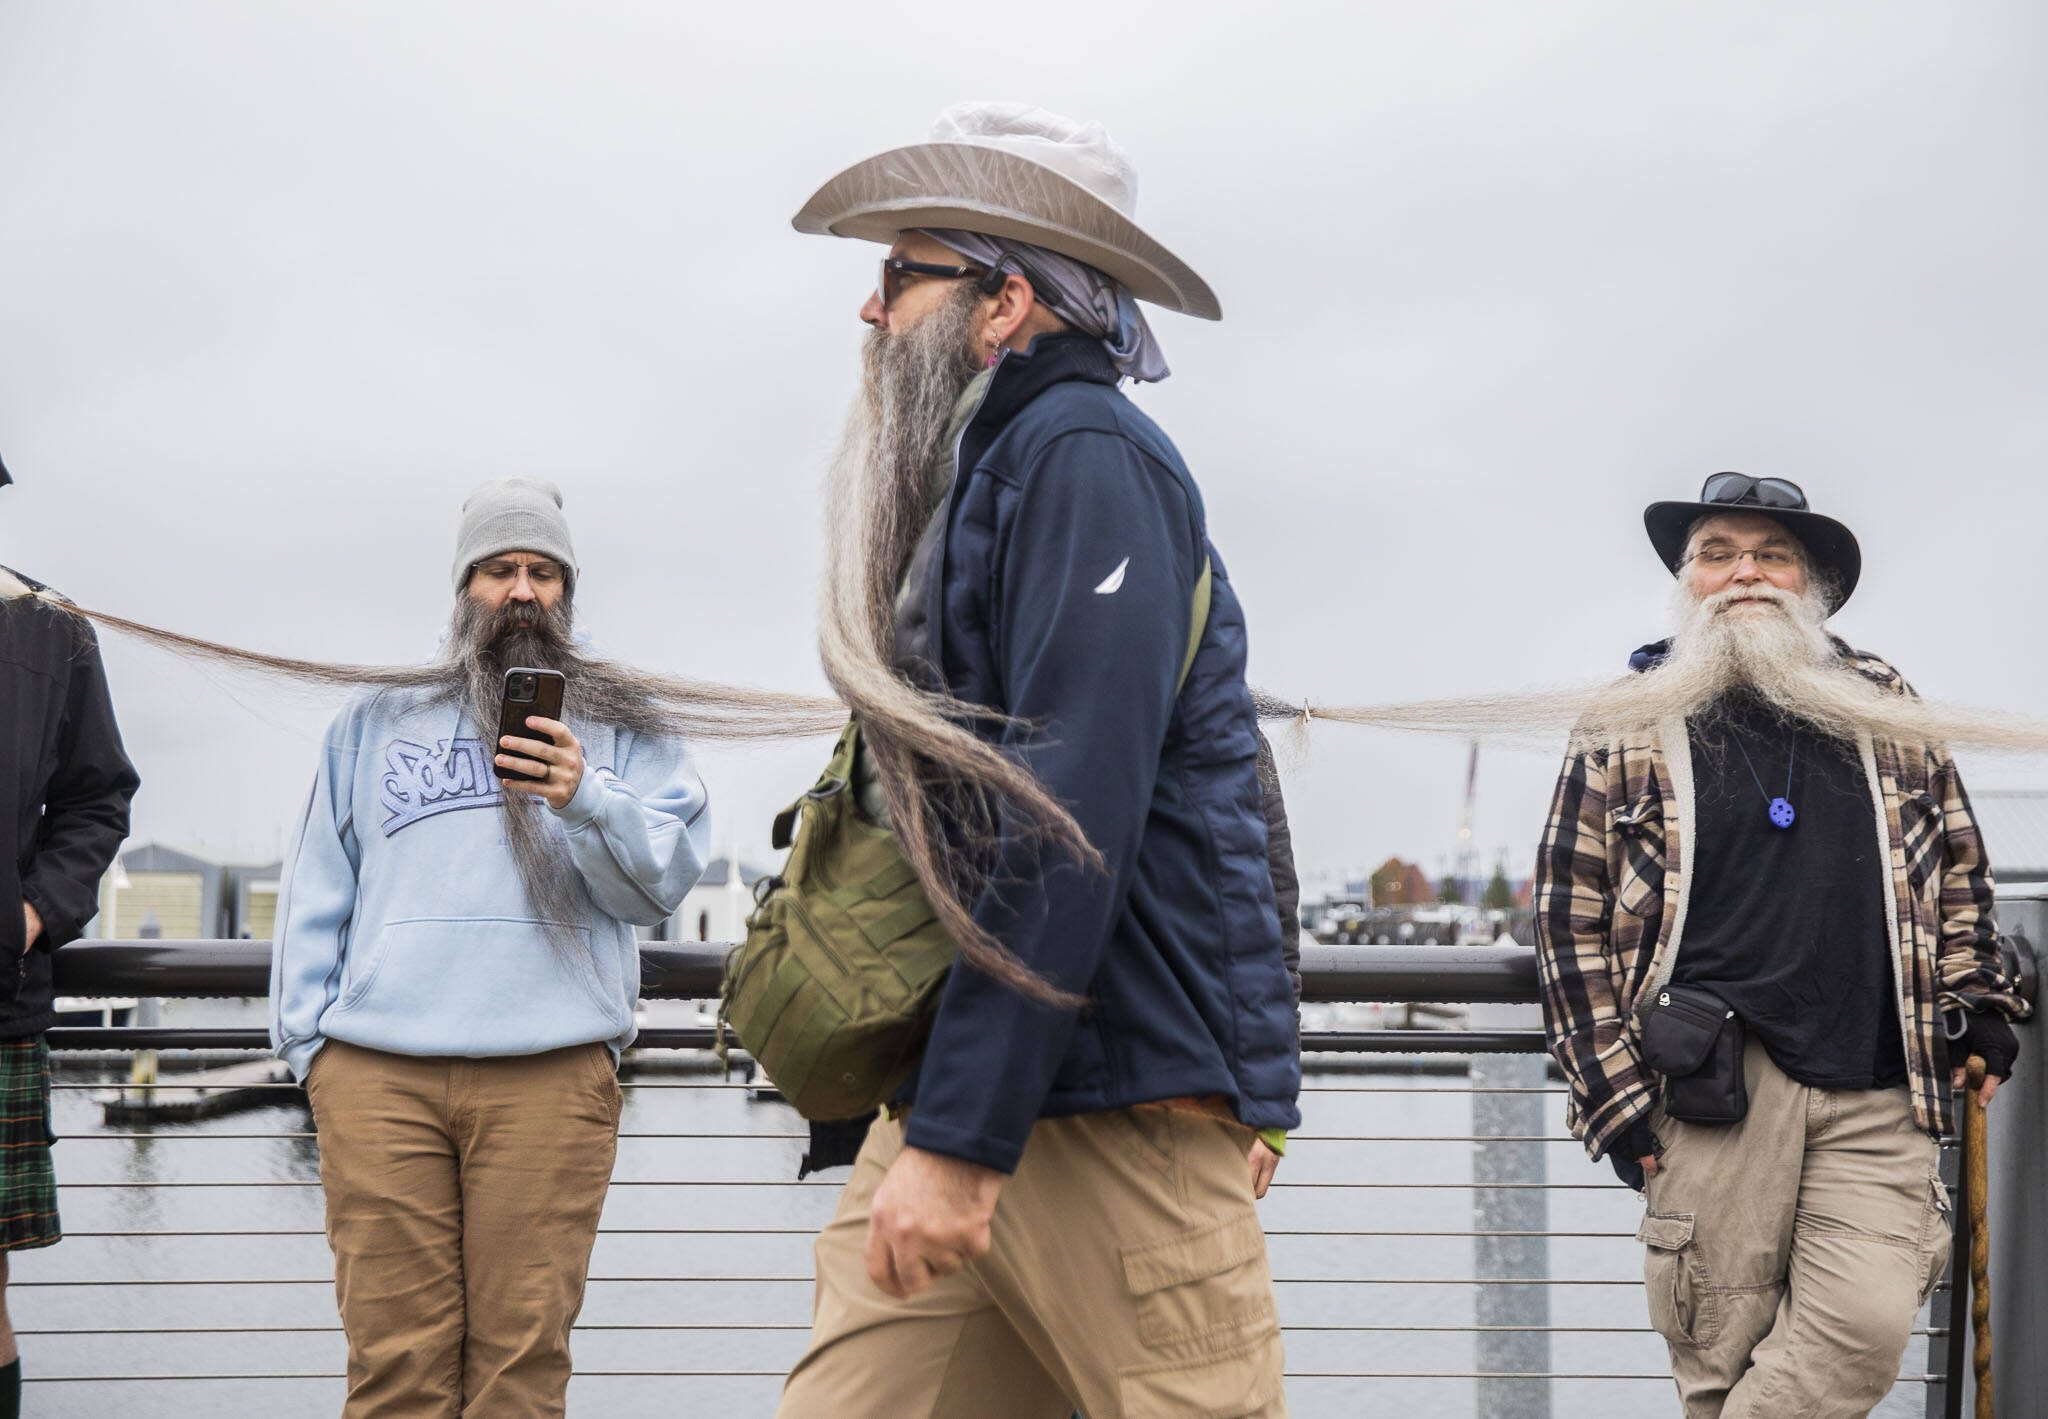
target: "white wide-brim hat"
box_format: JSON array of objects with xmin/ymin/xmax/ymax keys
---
[{"xmin": 793, "ymin": 101, "xmax": 1221, "ymax": 321}]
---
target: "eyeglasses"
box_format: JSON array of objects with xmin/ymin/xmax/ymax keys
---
[
  {"xmin": 471, "ymin": 559, "xmax": 565, "ymax": 588},
  {"xmin": 877, "ymin": 256, "xmax": 993, "ymax": 310},
  {"xmin": 1699, "ymin": 472, "xmax": 1807, "ymax": 510},
  {"xmin": 1683, "ymin": 544, "xmax": 1804, "ymax": 571}
]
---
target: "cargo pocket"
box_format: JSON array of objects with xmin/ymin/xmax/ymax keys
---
[
  {"xmin": 1121, "ymin": 1212, "xmax": 1279, "ymax": 1352},
  {"xmin": 1118, "ymin": 1328, "xmax": 1286, "ymax": 1418},
  {"xmin": 1639, "ymin": 1210, "xmax": 1717, "ymax": 1346},
  {"xmin": 1918, "ymin": 1171, "xmax": 1954, "ymax": 1306}
]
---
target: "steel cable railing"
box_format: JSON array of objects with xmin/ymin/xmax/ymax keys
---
[{"xmin": 23, "ymin": 937, "xmax": 2029, "ymax": 1417}]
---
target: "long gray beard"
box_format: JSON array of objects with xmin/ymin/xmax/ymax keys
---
[
  {"xmin": 18, "ymin": 575, "xmax": 843, "ymax": 939},
  {"xmin": 1562, "ymin": 582, "xmax": 2044, "ymax": 755},
  {"xmin": 1569, "ymin": 582, "xmax": 1845, "ymax": 741},
  {"xmin": 1274, "ymin": 580, "xmax": 2048, "ymax": 760},
  {"xmin": 435, "ymin": 596, "xmax": 667, "ymax": 940},
  {"xmin": 815, "ymin": 286, "xmax": 1098, "ymax": 1006},
  {"xmin": 822, "ymin": 282, "xmax": 985, "ymax": 656}
]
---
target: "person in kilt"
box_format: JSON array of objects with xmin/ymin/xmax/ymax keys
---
[{"xmin": 0, "ymin": 456, "xmax": 142, "ymax": 1416}]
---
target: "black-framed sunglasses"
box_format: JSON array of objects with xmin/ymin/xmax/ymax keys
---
[
  {"xmin": 877, "ymin": 256, "xmax": 1000, "ymax": 310},
  {"xmin": 1699, "ymin": 472, "xmax": 1807, "ymax": 510}
]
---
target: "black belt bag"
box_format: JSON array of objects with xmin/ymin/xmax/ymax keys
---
[{"xmin": 1637, "ymin": 984, "xmax": 1748, "ymax": 1125}]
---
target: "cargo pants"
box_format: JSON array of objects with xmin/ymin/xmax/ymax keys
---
[
  {"xmin": 1638, "ymin": 1038, "xmax": 1954, "ymax": 1418},
  {"xmin": 777, "ymin": 1104, "xmax": 1288, "ymax": 1418}
]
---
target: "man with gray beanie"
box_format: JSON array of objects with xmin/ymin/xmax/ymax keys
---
[{"xmin": 271, "ymin": 477, "xmax": 711, "ymax": 1417}]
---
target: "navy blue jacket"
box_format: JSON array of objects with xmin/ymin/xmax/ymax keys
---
[{"xmin": 896, "ymin": 334, "xmax": 1302, "ymax": 1173}]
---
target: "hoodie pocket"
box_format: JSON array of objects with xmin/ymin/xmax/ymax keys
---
[{"xmin": 332, "ymin": 916, "xmax": 624, "ymax": 1047}]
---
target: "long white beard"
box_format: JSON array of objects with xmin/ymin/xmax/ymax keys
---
[
  {"xmin": 1571, "ymin": 582, "xmax": 1845, "ymax": 741},
  {"xmin": 1287, "ymin": 580, "xmax": 2048, "ymax": 760}
]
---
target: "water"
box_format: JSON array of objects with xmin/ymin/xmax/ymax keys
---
[{"xmin": 15, "ymin": 1010, "xmax": 1939, "ymax": 1417}]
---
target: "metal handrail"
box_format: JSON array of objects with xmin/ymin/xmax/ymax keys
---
[
  {"xmin": 49, "ymin": 938, "xmax": 1541, "ymax": 1004},
  {"xmin": 33, "ymin": 934, "xmax": 2038, "ymax": 1414}
]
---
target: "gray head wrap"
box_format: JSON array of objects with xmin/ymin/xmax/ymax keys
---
[
  {"xmin": 451, "ymin": 477, "xmax": 578, "ymax": 592},
  {"xmin": 921, "ymin": 228, "xmax": 1171, "ymax": 383}
]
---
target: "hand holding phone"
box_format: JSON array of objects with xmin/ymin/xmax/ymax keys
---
[
  {"xmin": 494, "ymin": 668, "xmax": 567, "ymax": 783},
  {"xmin": 495, "ymin": 668, "xmax": 586, "ymax": 810}
]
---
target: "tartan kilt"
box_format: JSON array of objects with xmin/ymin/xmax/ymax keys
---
[{"xmin": 0, "ymin": 1037, "xmax": 60, "ymax": 1250}]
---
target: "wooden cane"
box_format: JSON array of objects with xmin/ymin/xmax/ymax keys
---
[{"xmin": 1965, "ymin": 1054, "xmax": 1994, "ymax": 1419}]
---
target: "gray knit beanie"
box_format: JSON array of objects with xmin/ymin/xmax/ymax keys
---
[{"xmin": 451, "ymin": 477, "xmax": 578, "ymax": 592}]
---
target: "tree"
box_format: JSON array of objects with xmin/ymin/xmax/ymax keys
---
[
  {"xmin": 1371, "ymin": 857, "xmax": 1421, "ymax": 906},
  {"xmin": 1438, "ymin": 873, "xmax": 1463, "ymax": 905},
  {"xmin": 1483, "ymin": 865, "xmax": 1515, "ymax": 912}
]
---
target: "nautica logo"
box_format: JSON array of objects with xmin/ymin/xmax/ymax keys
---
[{"xmin": 1094, "ymin": 557, "xmax": 1130, "ymax": 595}]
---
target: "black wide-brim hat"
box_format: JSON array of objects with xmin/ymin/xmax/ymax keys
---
[{"xmin": 1645, "ymin": 472, "xmax": 1861, "ymax": 610}]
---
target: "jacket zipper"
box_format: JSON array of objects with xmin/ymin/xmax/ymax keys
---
[{"xmin": 920, "ymin": 360, "xmax": 1004, "ymax": 676}]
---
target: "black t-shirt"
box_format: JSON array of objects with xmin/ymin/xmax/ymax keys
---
[{"xmin": 1672, "ymin": 692, "xmax": 1907, "ymax": 1091}]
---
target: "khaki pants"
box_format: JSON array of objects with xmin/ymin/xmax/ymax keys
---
[
  {"xmin": 778, "ymin": 1107, "xmax": 1288, "ymax": 1419},
  {"xmin": 304, "ymin": 1039, "xmax": 622, "ymax": 1418},
  {"xmin": 1640, "ymin": 1038, "xmax": 1953, "ymax": 1418}
]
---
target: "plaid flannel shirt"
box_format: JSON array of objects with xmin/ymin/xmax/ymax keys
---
[{"xmin": 1532, "ymin": 643, "xmax": 2030, "ymax": 1162}]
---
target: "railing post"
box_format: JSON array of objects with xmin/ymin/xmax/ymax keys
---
[
  {"xmin": 127, "ymin": 920, "xmax": 161, "ymax": 1090},
  {"xmin": 126, "ymin": 995, "xmax": 160, "ymax": 1090},
  {"xmin": 1469, "ymin": 999, "xmax": 1552, "ymax": 1419},
  {"xmin": 1985, "ymin": 930, "xmax": 2044, "ymax": 1416},
  {"xmin": 1929, "ymin": 1138, "xmax": 1964, "ymax": 1419}
]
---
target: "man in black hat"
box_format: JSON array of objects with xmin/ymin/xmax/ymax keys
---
[
  {"xmin": 0, "ymin": 462, "xmax": 139, "ymax": 1416},
  {"xmin": 1532, "ymin": 473, "xmax": 2027, "ymax": 1417}
]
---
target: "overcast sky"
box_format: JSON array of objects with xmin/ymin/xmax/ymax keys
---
[{"xmin": 3, "ymin": 1, "xmax": 2044, "ymax": 900}]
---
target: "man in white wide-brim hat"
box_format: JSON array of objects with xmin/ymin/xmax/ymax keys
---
[{"xmin": 775, "ymin": 103, "xmax": 1298, "ymax": 1417}]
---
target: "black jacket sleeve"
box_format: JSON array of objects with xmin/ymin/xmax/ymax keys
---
[
  {"xmin": 904, "ymin": 432, "xmax": 1197, "ymax": 1173},
  {"xmin": 22, "ymin": 624, "xmax": 138, "ymax": 949},
  {"xmin": 1256, "ymin": 732, "xmax": 1302, "ymax": 1014}
]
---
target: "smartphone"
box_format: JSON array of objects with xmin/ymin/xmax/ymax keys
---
[{"xmin": 494, "ymin": 667, "xmax": 567, "ymax": 782}]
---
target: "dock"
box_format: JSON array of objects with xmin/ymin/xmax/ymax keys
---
[{"xmin": 95, "ymin": 1056, "xmax": 299, "ymax": 1124}]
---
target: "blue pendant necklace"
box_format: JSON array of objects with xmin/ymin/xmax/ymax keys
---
[{"xmin": 1731, "ymin": 728, "xmax": 1798, "ymax": 830}]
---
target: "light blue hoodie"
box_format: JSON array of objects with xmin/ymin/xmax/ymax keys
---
[{"xmin": 268, "ymin": 687, "xmax": 710, "ymax": 1080}]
